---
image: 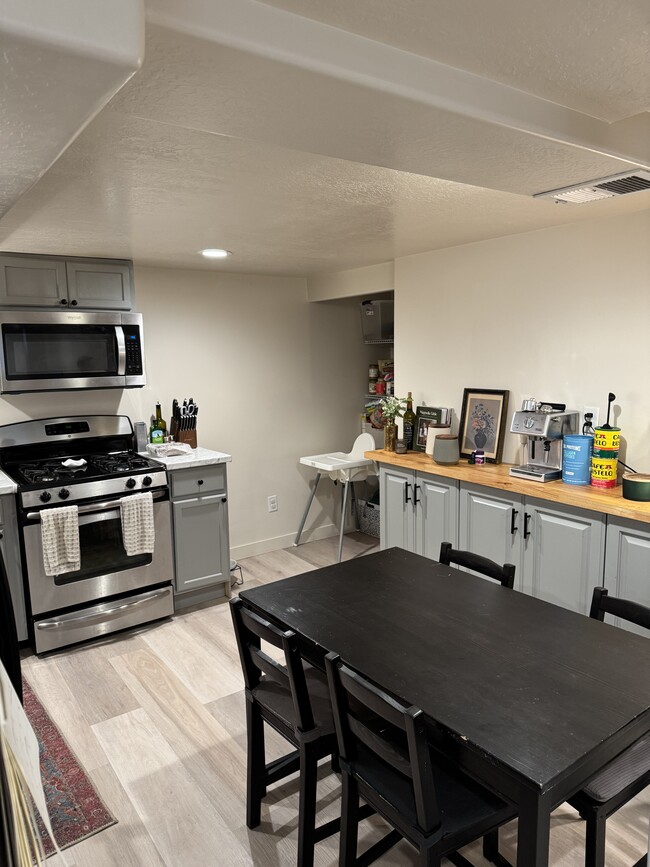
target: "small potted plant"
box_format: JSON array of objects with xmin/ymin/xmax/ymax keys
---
[{"xmin": 378, "ymin": 395, "xmax": 407, "ymax": 451}]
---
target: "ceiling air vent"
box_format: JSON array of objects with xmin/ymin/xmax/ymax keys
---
[{"xmin": 534, "ymin": 169, "xmax": 650, "ymax": 205}]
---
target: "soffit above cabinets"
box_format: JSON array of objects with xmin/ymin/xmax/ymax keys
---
[
  {"xmin": 0, "ymin": 0, "xmax": 144, "ymax": 220},
  {"xmin": 0, "ymin": 0, "xmax": 648, "ymax": 275}
]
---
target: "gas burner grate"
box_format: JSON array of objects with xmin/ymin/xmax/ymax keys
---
[
  {"xmin": 92, "ymin": 452, "xmax": 151, "ymax": 474},
  {"xmin": 19, "ymin": 461, "xmax": 90, "ymax": 485}
]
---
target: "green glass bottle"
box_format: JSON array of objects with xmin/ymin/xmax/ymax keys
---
[
  {"xmin": 150, "ymin": 402, "xmax": 167, "ymax": 444},
  {"xmin": 403, "ymin": 392, "xmax": 416, "ymax": 450}
]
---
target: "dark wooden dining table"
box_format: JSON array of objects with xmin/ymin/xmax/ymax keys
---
[{"xmin": 239, "ymin": 547, "xmax": 650, "ymax": 866}]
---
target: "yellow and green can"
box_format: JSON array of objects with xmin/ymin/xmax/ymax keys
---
[
  {"xmin": 591, "ymin": 455, "xmax": 618, "ymax": 488},
  {"xmin": 593, "ymin": 427, "xmax": 620, "ymax": 454}
]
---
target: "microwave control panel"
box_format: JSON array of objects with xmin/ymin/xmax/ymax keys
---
[{"xmin": 123, "ymin": 327, "xmax": 144, "ymax": 375}]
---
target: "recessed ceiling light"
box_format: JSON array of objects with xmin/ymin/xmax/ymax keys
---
[{"xmin": 200, "ymin": 248, "xmax": 232, "ymax": 259}]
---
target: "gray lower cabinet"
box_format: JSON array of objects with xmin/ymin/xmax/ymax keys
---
[
  {"xmin": 604, "ymin": 518, "xmax": 650, "ymax": 634},
  {"xmin": 169, "ymin": 465, "xmax": 231, "ymax": 609},
  {"xmin": 380, "ymin": 467, "xmax": 458, "ymax": 558},
  {"xmin": 0, "ymin": 253, "xmax": 133, "ymax": 310},
  {"xmin": 459, "ymin": 484, "xmax": 522, "ymax": 582},
  {"xmin": 0, "ymin": 495, "xmax": 28, "ymax": 642},
  {"xmin": 459, "ymin": 482, "xmax": 605, "ymax": 612},
  {"xmin": 522, "ymin": 497, "xmax": 605, "ymax": 614}
]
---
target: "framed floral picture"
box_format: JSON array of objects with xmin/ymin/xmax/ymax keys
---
[{"xmin": 458, "ymin": 388, "xmax": 509, "ymax": 463}]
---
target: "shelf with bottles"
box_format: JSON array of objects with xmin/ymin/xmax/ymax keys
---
[{"xmin": 367, "ymin": 356, "xmax": 394, "ymax": 399}]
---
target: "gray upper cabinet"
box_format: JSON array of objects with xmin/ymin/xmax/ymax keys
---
[
  {"xmin": 522, "ymin": 497, "xmax": 605, "ymax": 614},
  {"xmin": 459, "ymin": 484, "xmax": 523, "ymax": 583},
  {"xmin": 379, "ymin": 466, "xmax": 458, "ymax": 557},
  {"xmin": 0, "ymin": 253, "xmax": 133, "ymax": 310},
  {"xmin": 0, "ymin": 255, "xmax": 68, "ymax": 307},
  {"xmin": 65, "ymin": 259, "xmax": 133, "ymax": 310},
  {"xmin": 604, "ymin": 517, "xmax": 650, "ymax": 634}
]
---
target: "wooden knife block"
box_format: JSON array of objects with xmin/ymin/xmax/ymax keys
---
[{"xmin": 170, "ymin": 419, "xmax": 197, "ymax": 449}]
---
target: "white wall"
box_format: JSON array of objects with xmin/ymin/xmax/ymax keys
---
[
  {"xmin": 395, "ymin": 209, "xmax": 650, "ymax": 467},
  {"xmin": 308, "ymin": 261, "xmax": 394, "ymax": 301},
  {"xmin": 0, "ymin": 266, "xmax": 373, "ymax": 557}
]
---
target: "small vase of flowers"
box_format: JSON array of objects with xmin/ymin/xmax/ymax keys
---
[{"xmin": 378, "ymin": 395, "xmax": 407, "ymax": 451}]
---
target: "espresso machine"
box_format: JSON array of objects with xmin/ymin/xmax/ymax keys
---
[{"xmin": 509, "ymin": 399, "xmax": 579, "ymax": 482}]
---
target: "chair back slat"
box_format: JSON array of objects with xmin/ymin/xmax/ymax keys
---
[
  {"xmin": 439, "ymin": 542, "xmax": 515, "ymax": 588},
  {"xmin": 339, "ymin": 663, "xmax": 408, "ymax": 729},
  {"xmin": 589, "ymin": 586, "xmax": 650, "ymax": 631},
  {"xmin": 230, "ymin": 598, "xmax": 315, "ymax": 732},
  {"xmin": 250, "ymin": 647, "xmax": 290, "ymax": 686},
  {"xmin": 325, "ymin": 652, "xmax": 440, "ymax": 834}
]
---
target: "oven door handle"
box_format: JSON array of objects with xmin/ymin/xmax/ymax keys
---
[
  {"xmin": 115, "ymin": 325, "xmax": 126, "ymax": 376},
  {"xmin": 26, "ymin": 489, "xmax": 167, "ymax": 521},
  {"xmin": 36, "ymin": 587, "xmax": 171, "ymax": 630}
]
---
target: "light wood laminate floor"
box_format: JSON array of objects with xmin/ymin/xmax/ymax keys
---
[{"xmin": 21, "ymin": 533, "xmax": 649, "ymax": 867}]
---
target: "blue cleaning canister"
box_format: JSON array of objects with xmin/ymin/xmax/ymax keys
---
[{"xmin": 562, "ymin": 435, "xmax": 594, "ymax": 485}]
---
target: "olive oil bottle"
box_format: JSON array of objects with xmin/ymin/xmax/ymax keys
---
[
  {"xmin": 403, "ymin": 392, "xmax": 416, "ymax": 450},
  {"xmin": 150, "ymin": 402, "xmax": 167, "ymax": 444}
]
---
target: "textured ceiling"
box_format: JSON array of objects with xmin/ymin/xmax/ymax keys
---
[{"xmin": 0, "ymin": 0, "xmax": 648, "ymax": 276}]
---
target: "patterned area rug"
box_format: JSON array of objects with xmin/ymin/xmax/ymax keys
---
[{"xmin": 22, "ymin": 677, "xmax": 116, "ymax": 857}]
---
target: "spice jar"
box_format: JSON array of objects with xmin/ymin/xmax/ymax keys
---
[{"xmin": 369, "ymin": 363, "xmax": 379, "ymax": 380}]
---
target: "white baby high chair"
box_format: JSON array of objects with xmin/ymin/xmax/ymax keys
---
[{"xmin": 294, "ymin": 433, "xmax": 377, "ymax": 563}]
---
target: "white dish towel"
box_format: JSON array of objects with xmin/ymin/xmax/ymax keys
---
[
  {"xmin": 40, "ymin": 505, "xmax": 80, "ymax": 577},
  {"xmin": 120, "ymin": 492, "xmax": 155, "ymax": 556}
]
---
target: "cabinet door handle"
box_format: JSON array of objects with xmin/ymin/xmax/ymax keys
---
[
  {"xmin": 414, "ymin": 484, "xmax": 421, "ymax": 505},
  {"xmin": 510, "ymin": 508, "xmax": 518, "ymax": 535},
  {"xmin": 524, "ymin": 512, "xmax": 532, "ymax": 540},
  {"xmin": 221, "ymin": 496, "xmax": 227, "ymax": 503},
  {"xmin": 405, "ymin": 482, "xmax": 412, "ymax": 504},
  {"xmin": 59, "ymin": 298, "xmax": 68, "ymax": 305}
]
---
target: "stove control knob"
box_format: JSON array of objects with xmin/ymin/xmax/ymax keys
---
[
  {"xmin": 126, "ymin": 478, "xmax": 137, "ymax": 489},
  {"xmin": 40, "ymin": 491, "xmax": 52, "ymax": 503},
  {"xmin": 58, "ymin": 488, "xmax": 70, "ymax": 500},
  {"xmin": 142, "ymin": 476, "xmax": 152, "ymax": 487}
]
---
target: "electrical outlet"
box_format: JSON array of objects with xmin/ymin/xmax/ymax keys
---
[
  {"xmin": 582, "ymin": 406, "xmax": 600, "ymax": 428},
  {"xmin": 267, "ymin": 495, "xmax": 278, "ymax": 512}
]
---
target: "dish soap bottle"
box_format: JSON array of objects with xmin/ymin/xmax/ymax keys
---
[
  {"xmin": 403, "ymin": 392, "xmax": 416, "ymax": 450},
  {"xmin": 150, "ymin": 402, "xmax": 167, "ymax": 444}
]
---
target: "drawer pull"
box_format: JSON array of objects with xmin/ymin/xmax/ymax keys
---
[
  {"xmin": 221, "ymin": 497, "xmax": 227, "ymax": 503},
  {"xmin": 197, "ymin": 479, "xmax": 204, "ymax": 486}
]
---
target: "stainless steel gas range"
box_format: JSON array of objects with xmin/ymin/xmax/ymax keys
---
[{"xmin": 0, "ymin": 416, "xmax": 174, "ymax": 654}]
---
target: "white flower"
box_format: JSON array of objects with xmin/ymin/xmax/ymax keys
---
[{"xmin": 378, "ymin": 395, "xmax": 407, "ymax": 423}]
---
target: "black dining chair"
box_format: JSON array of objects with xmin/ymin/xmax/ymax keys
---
[
  {"xmin": 325, "ymin": 651, "xmax": 516, "ymax": 867},
  {"xmin": 439, "ymin": 542, "xmax": 516, "ymax": 589},
  {"xmin": 567, "ymin": 586, "xmax": 650, "ymax": 867},
  {"xmin": 230, "ymin": 597, "xmax": 340, "ymax": 867}
]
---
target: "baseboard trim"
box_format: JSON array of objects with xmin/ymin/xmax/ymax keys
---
[{"xmin": 231, "ymin": 524, "xmax": 338, "ymax": 560}]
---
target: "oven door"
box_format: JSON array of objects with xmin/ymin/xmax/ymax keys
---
[
  {"xmin": 23, "ymin": 490, "xmax": 173, "ymax": 616},
  {"xmin": 0, "ymin": 310, "xmax": 127, "ymax": 393}
]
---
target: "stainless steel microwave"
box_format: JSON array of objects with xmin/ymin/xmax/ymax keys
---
[{"xmin": 0, "ymin": 311, "xmax": 146, "ymax": 393}]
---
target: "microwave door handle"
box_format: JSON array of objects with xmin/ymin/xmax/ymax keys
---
[{"xmin": 115, "ymin": 326, "xmax": 126, "ymax": 375}]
